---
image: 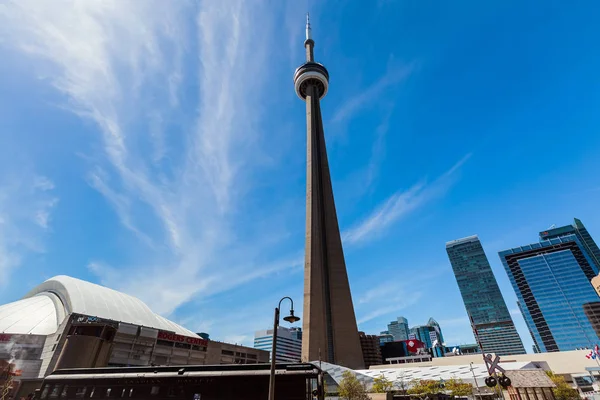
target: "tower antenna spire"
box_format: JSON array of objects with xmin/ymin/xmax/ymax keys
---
[{"xmin": 305, "ymin": 12, "xmax": 312, "ymax": 41}]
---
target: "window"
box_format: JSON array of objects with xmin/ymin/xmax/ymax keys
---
[
  {"xmin": 128, "ymin": 389, "xmax": 134, "ymax": 398},
  {"xmin": 51, "ymin": 344, "xmax": 57, "ymax": 352},
  {"xmin": 75, "ymin": 387, "xmax": 87, "ymax": 399},
  {"xmin": 106, "ymin": 388, "xmax": 112, "ymax": 398},
  {"xmin": 50, "ymin": 385, "xmax": 63, "ymax": 399},
  {"xmin": 61, "ymin": 386, "xmax": 69, "ymax": 398},
  {"xmin": 89, "ymin": 387, "xmax": 96, "ymax": 398},
  {"xmin": 121, "ymin": 389, "xmax": 127, "ymax": 398},
  {"xmin": 150, "ymin": 386, "xmax": 160, "ymax": 396},
  {"xmin": 221, "ymin": 350, "xmax": 234, "ymax": 356}
]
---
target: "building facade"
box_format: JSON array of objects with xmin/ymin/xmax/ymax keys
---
[
  {"xmin": 540, "ymin": 218, "xmax": 600, "ymax": 269},
  {"xmin": 358, "ymin": 332, "xmax": 383, "ymax": 368},
  {"xmin": 444, "ymin": 343, "xmax": 481, "ymax": 355},
  {"xmin": 446, "ymin": 236, "xmax": 526, "ymax": 355},
  {"xmin": 379, "ymin": 332, "xmax": 394, "ymax": 345},
  {"xmin": 253, "ymin": 326, "xmax": 302, "ymax": 362},
  {"xmin": 409, "ymin": 319, "xmax": 445, "ymax": 358},
  {"xmin": 582, "ymin": 302, "xmax": 600, "ymax": 339},
  {"xmin": 387, "ymin": 317, "xmax": 410, "ymax": 341},
  {"xmin": 499, "ymin": 233, "xmax": 600, "ymax": 352},
  {"xmin": 0, "ymin": 276, "xmax": 269, "ymax": 398},
  {"xmin": 592, "ymin": 275, "xmax": 600, "ymax": 297}
]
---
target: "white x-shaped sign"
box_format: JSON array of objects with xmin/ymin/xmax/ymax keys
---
[{"xmin": 484, "ymin": 353, "xmax": 505, "ymax": 375}]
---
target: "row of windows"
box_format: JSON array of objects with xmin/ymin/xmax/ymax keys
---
[
  {"xmin": 220, "ymin": 349, "xmax": 257, "ymax": 359},
  {"xmin": 155, "ymin": 340, "xmax": 206, "ymax": 352},
  {"xmin": 42, "ymin": 385, "xmax": 141, "ymax": 400},
  {"xmin": 42, "ymin": 383, "xmax": 218, "ymax": 400}
]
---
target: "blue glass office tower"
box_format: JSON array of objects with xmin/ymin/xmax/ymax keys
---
[
  {"xmin": 446, "ymin": 236, "xmax": 526, "ymax": 355},
  {"xmin": 409, "ymin": 318, "xmax": 446, "ymax": 357},
  {"xmin": 499, "ymin": 228, "xmax": 600, "ymax": 352},
  {"xmin": 387, "ymin": 317, "xmax": 410, "ymax": 341},
  {"xmin": 539, "ymin": 218, "xmax": 600, "ymax": 270}
]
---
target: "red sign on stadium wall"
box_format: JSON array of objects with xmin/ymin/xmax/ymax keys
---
[
  {"xmin": 0, "ymin": 334, "xmax": 12, "ymax": 342},
  {"xmin": 157, "ymin": 331, "xmax": 208, "ymax": 346}
]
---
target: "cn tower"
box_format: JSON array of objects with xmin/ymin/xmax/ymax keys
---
[{"xmin": 293, "ymin": 15, "xmax": 364, "ymax": 369}]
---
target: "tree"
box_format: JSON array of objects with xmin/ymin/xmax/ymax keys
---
[
  {"xmin": 338, "ymin": 371, "xmax": 370, "ymax": 400},
  {"xmin": 546, "ymin": 371, "xmax": 580, "ymax": 400},
  {"xmin": 372, "ymin": 374, "xmax": 394, "ymax": 393},
  {"xmin": 395, "ymin": 371, "xmax": 409, "ymax": 395},
  {"xmin": 445, "ymin": 378, "xmax": 473, "ymax": 397},
  {"xmin": 407, "ymin": 379, "xmax": 441, "ymax": 397}
]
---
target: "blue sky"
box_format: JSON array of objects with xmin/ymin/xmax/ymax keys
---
[{"xmin": 1, "ymin": 1, "xmax": 600, "ymax": 351}]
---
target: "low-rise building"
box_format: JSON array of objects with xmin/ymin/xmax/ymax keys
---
[
  {"xmin": 358, "ymin": 332, "xmax": 382, "ymax": 368},
  {"xmin": 0, "ymin": 276, "xmax": 268, "ymax": 399}
]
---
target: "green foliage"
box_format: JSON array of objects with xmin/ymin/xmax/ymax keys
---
[
  {"xmin": 406, "ymin": 378, "xmax": 472, "ymax": 398},
  {"xmin": 372, "ymin": 374, "xmax": 394, "ymax": 393},
  {"xmin": 445, "ymin": 378, "xmax": 473, "ymax": 397},
  {"xmin": 338, "ymin": 371, "xmax": 370, "ymax": 400},
  {"xmin": 407, "ymin": 379, "xmax": 442, "ymax": 396},
  {"xmin": 546, "ymin": 371, "xmax": 581, "ymax": 400}
]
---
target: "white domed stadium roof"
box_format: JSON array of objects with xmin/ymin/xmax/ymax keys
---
[{"xmin": 0, "ymin": 275, "xmax": 196, "ymax": 337}]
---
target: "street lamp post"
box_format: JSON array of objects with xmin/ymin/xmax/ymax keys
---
[{"xmin": 268, "ymin": 296, "xmax": 300, "ymax": 400}]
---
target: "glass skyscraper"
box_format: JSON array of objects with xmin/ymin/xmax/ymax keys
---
[
  {"xmin": 499, "ymin": 229, "xmax": 600, "ymax": 352},
  {"xmin": 539, "ymin": 218, "xmax": 600, "ymax": 270},
  {"xmin": 409, "ymin": 318, "xmax": 446, "ymax": 357},
  {"xmin": 446, "ymin": 235, "xmax": 526, "ymax": 355},
  {"xmin": 387, "ymin": 317, "xmax": 410, "ymax": 341}
]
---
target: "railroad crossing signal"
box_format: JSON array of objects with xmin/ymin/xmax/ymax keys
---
[
  {"xmin": 484, "ymin": 354, "xmax": 505, "ymax": 375},
  {"xmin": 483, "ymin": 354, "xmax": 511, "ymax": 389}
]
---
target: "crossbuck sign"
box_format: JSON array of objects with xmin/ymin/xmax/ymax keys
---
[{"xmin": 483, "ymin": 353, "xmax": 505, "ymax": 375}]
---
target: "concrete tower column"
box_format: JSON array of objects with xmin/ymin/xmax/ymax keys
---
[{"xmin": 293, "ymin": 14, "xmax": 364, "ymax": 370}]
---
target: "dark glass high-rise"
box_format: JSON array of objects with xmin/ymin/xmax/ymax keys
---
[{"xmin": 446, "ymin": 235, "xmax": 526, "ymax": 355}]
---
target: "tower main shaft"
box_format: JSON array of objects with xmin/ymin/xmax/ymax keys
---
[{"xmin": 293, "ymin": 15, "xmax": 364, "ymax": 369}]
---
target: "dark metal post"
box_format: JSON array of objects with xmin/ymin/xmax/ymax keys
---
[
  {"xmin": 268, "ymin": 306, "xmax": 280, "ymax": 400},
  {"xmin": 268, "ymin": 296, "xmax": 299, "ymax": 400}
]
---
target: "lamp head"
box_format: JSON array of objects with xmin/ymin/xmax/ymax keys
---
[{"xmin": 283, "ymin": 309, "xmax": 300, "ymax": 324}]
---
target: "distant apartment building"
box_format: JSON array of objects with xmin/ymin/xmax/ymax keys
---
[
  {"xmin": 444, "ymin": 343, "xmax": 480, "ymax": 355},
  {"xmin": 499, "ymin": 221, "xmax": 600, "ymax": 352},
  {"xmin": 446, "ymin": 235, "xmax": 526, "ymax": 356},
  {"xmin": 358, "ymin": 332, "xmax": 383, "ymax": 368},
  {"xmin": 379, "ymin": 331, "xmax": 394, "ymax": 345},
  {"xmin": 387, "ymin": 317, "xmax": 410, "ymax": 341},
  {"xmin": 254, "ymin": 326, "xmax": 302, "ymax": 362}
]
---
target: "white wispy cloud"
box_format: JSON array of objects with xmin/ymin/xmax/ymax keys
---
[
  {"xmin": 357, "ymin": 292, "xmax": 423, "ymax": 325},
  {"xmin": 0, "ymin": 0, "xmax": 304, "ymax": 316},
  {"xmin": 331, "ymin": 62, "xmax": 415, "ymax": 124},
  {"xmin": 355, "ymin": 267, "xmax": 450, "ymax": 326},
  {"xmin": 343, "ymin": 153, "xmax": 472, "ymax": 245},
  {"xmin": 0, "ymin": 174, "xmax": 57, "ymax": 285}
]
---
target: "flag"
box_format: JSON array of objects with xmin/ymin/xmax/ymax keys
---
[
  {"xmin": 586, "ymin": 351, "xmax": 597, "ymax": 359},
  {"xmin": 595, "ymin": 344, "xmax": 599, "ymax": 356}
]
